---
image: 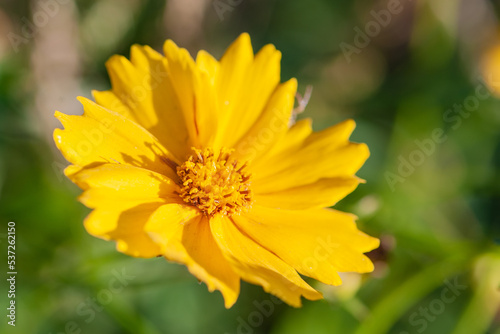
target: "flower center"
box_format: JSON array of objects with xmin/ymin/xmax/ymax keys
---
[{"xmin": 176, "ymin": 148, "xmax": 253, "ymax": 217}]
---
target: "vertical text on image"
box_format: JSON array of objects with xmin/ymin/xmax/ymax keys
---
[{"xmin": 6, "ymin": 221, "xmax": 16, "ymax": 327}]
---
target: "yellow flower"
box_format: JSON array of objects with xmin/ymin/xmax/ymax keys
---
[
  {"xmin": 482, "ymin": 43, "xmax": 500, "ymax": 96},
  {"xmin": 53, "ymin": 33, "xmax": 379, "ymax": 308}
]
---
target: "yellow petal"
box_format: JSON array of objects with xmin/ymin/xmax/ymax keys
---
[
  {"xmin": 233, "ymin": 206, "xmax": 379, "ymax": 286},
  {"xmin": 103, "ymin": 53, "xmax": 157, "ymax": 128},
  {"xmin": 214, "ymin": 37, "xmax": 282, "ymax": 148},
  {"xmin": 163, "ymin": 40, "xmax": 201, "ymax": 147},
  {"xmin": 233, "ymin": 78, "xmax": 298, "ymax": 161},
  {"xmin": 215, "ymin": 33, "xmax": 253, "ymax": 128},
  {"xmin": 84, "ymin": 203, "xmax": 165, "ymax": 258},
  {"xmin": 250, "ymin": 118, "xmax": 313, "ymax": 171},
  {"xmin": 181, "ymin": 216, "xmax": 241, "ymax": 308},
  {"xmin": 193, "ymin": 50, "xmax": 222, "ymax": 147},
  {"xmin": 481, "ymin": 44, "xmax": 500, "ymax": 96},
  {"xmin": 209, "ymin": 33, "xmax": 252, "ymax": 148},
  {"xmin": 163, "ymin": 40, "xmax": 223, "ymax": 149},
  {"xmin": 211, "ymin": 215, "xmax": 323, "ymax": 307},
  {"xmin": 252, "ymin": 118, "xmax": 353, "ymax": 173},
  {"xmin": 144, "ymin": 203, "xmax": 199, "ymax": 252},
  {"xmin": 95, "ymin": 45, "xmax": 192, "ymax": 160},
  {"xmin": 255, "ymin": 177, "xmax": 362, "ymax": 210},
  {"xmin": 252, "ymin": 119, "xmax": 369, "ymax": 193},
  {"xmin": 193, "ymin": 68, "xmax": 221, "ymax": 147},
  {"xmin": 145, "ymin": 206, "xmax": 240, "ymax": 307},
  {"xmin": 53, "ymin": 97, "xmax": 178, "ymax": 179},
  {"xmin": 65, "ymin": 163, "xmax": 181, "ymax": 210},
  {"xmin": 196, "ymin": 50, "xmax": 219, "ymax": 85},
  {"xmin": 91, "ymin": 90, "xmax": 137, "ymax": 122}
]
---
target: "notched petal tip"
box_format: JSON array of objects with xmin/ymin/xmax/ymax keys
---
[
  {"xmin": 258, "ymin": 43, "xmax": 277, "ymax": 55},
  {"xmin": 355, "ymin": 176, "xmax": 367, "ymax": 184},
  {"xmin": 54, "ymin": 110, "xmax": 64, "ymax": 119},
  {"xmin": 130, "ymin": 44, "xmax": 164, "ymax": 67},
  {"xmin": 53, "ymin": 110, "xmax": 72, "ymax": 128},
  {"xmin": 196, "ymin": 49, "xmax": 215, "ymax": 62},
  {"xmin": 76, "ymin": 95, "xmax": 90, "ymax": 105},
  {"xmin": 163, "ymin": 39, "xmax": 195, "ymax": 63},
  {"xmin": 163, "ymin": 39, "xmax": 178, "ymax": 52}
]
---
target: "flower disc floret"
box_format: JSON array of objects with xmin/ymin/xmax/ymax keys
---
[{"xmin": 176, "ymin": 148, "xmax": 253, "ymax": 217}]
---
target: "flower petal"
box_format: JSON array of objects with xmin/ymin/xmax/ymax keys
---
[
  {"xmin": 251, "ymin": 119, "xmax": 369, "ymax": 193},
  {"xmin": 145, "ymin": 206, "xmax": 240, "ymax": 307},
  {"xmin": 143, "ymin": 204, "xmax": 199, "ymax": 253},
  {"xmin": 162, "ymin": 40, "xmax": 200, "ymax": 147},
  {"xmin": 211, "ymin": 215, "xmax": 323, "ymax": 307},
  {"xmin": 163, "ymin": 40, "xmax": 223, "ymax": 149},
  {"xmin": 255, "ymin": 177, "xmax": 362, "ymax": 210},
  {"xmin": 94, "ymin": 46, "xmax": 192, "ymax": 161},
  {"xmin": 84, "ymin": 203, "xmax": 165, "ymax": 258},
  {"xmin": 69, "ymin": 164, "xmax": 183, "ymax": 257},
  {"xmin": 54, "ymin": 97, "xmax": 178, "ymax": 179},
  {"xmin": 233, "ymin": 78, "xmax": 298, "ymax": 161},
  {"xmin": 250, "ymin": 118, "xmax": 312, "ymax": 171},
  {"xmin": 193, "ymin": 68, "xmax": 221, "ymax": 148},
  {"xmin": 65, "ymin": 163, "xmax": 181, "ymax": 210},
  {"xmin": 213, "ymin": 35, "xmax": 282, "ymax": 148},
  {"xmin": 212, "ymin": 33, "xmax": 253, "ymax": 147},
  {"xmin": 181, "ymin": 216, "xmax": 241, "ymax": 308},
  {"xmin": 196, "ymin": 50, "xmax": 219, "ymax": 84},
  {"xmin": 232, "ymin": 206, "xmax": 379, "ymax": 286}
]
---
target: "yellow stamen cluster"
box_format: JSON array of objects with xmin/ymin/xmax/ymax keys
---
[{"xmin": 176, "ymin": 148, "xmax": 253, "ymax": 217}]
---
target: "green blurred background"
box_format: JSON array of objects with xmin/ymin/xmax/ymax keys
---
[{"xmin": 1, "ymin": 0, "xmax": 500, "ymax": 333}]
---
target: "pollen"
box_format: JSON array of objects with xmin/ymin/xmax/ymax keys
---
[{"xmin": 176, "ymin": 147, "xmax": 253, "ymax": 217}]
